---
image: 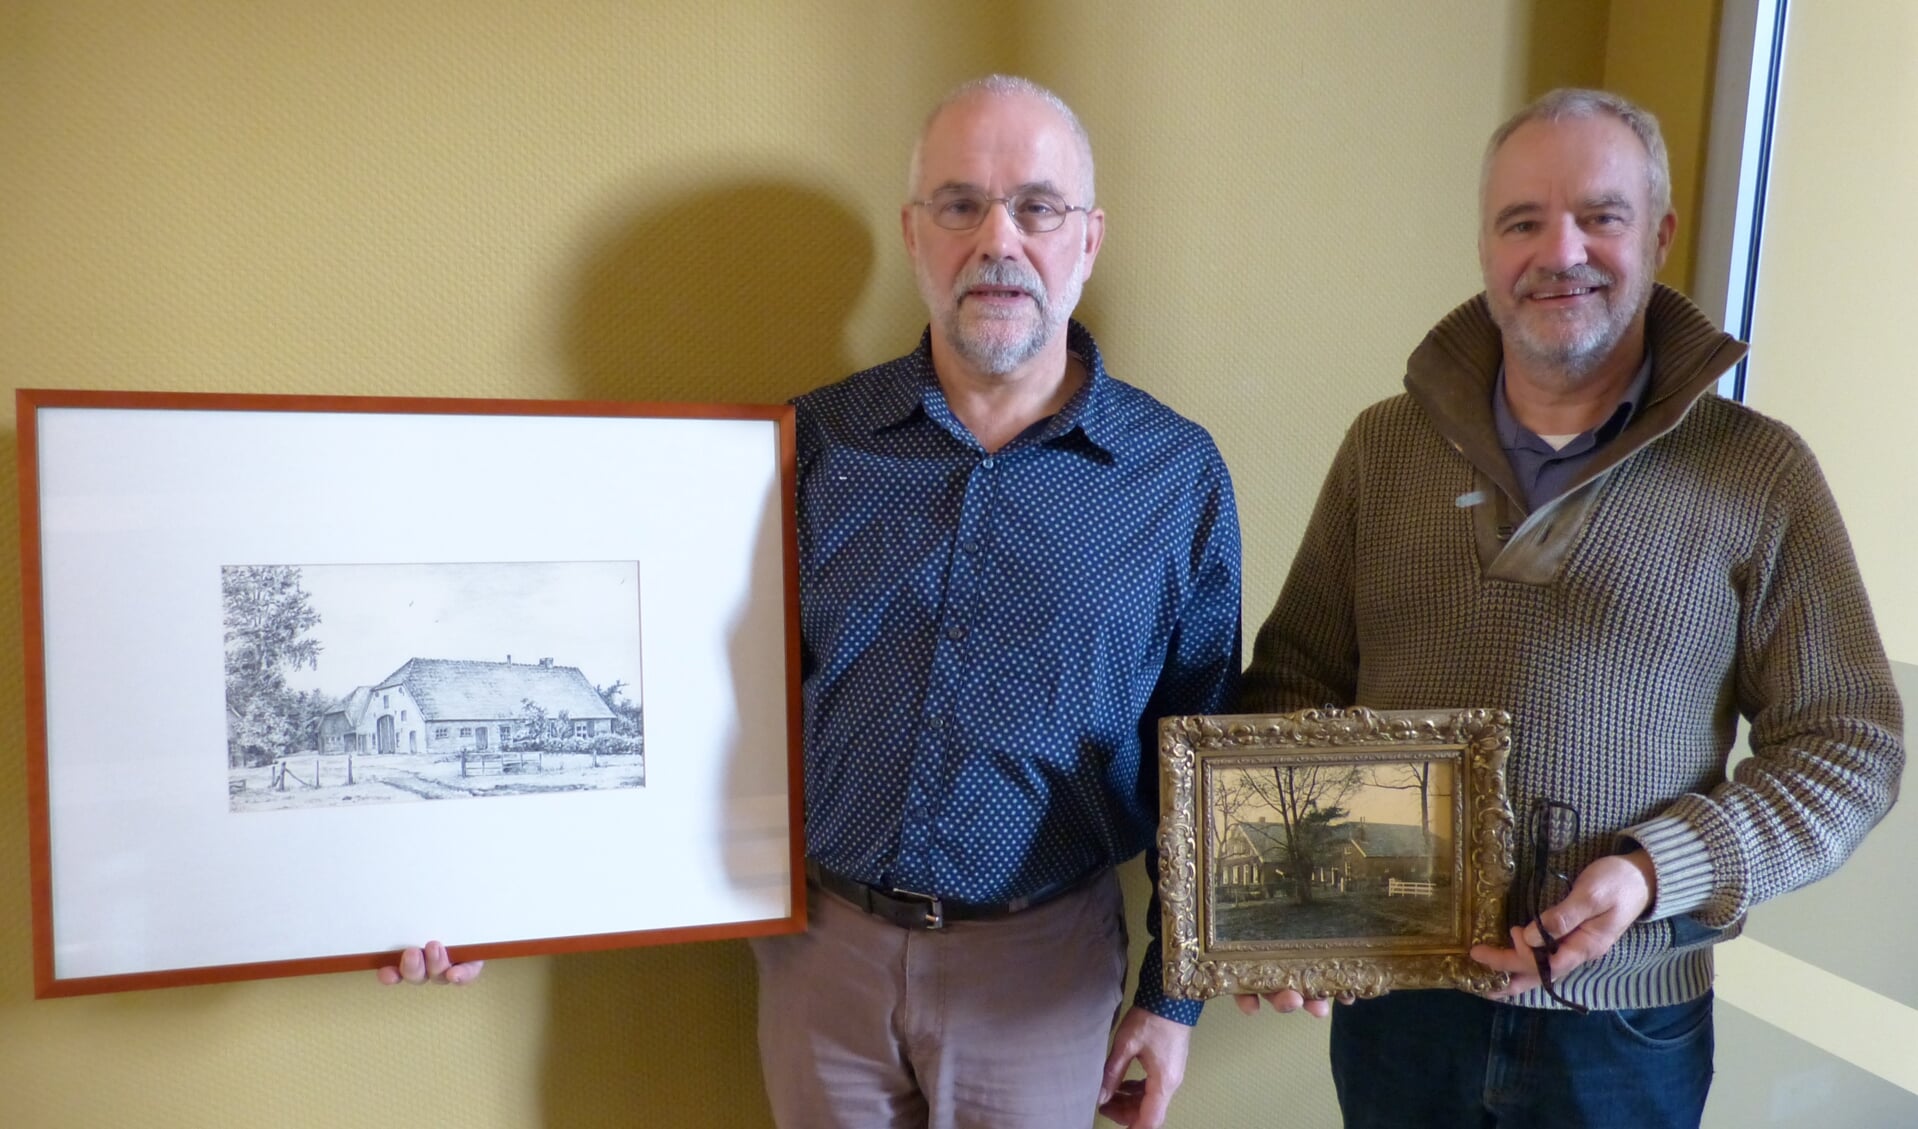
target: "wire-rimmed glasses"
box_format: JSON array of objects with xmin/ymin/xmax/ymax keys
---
[
  {"xmin": 910, "ymin": 188, "xmax": 1091, "ymax": 233},
  {"xmin": 1529, "ymin": 800, "xmax": 1590, "ymax": 1014}
]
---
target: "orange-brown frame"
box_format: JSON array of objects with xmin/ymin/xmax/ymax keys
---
[{"xmin": 18, "ymin": 388, "xmax": 806, "ymax": 997}]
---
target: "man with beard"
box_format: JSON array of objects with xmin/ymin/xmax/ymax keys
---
[
  {"xmin": 755, "ymin": 74, "xmax": 1238, "ymax": 1129},
  {"xmin": 1239, "ymin": 89, "xmax": 1901, "ymax": 1127},
  {"xmin": 389, "ymin": 76, "xmax": 1240, "ymax": 1129}
]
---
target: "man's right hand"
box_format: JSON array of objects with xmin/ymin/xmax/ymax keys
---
[
  {"xmin": 376, "ymin": 940, "xmax": 484, "ymax": 986},
  {"xmin": 1234, "ymin": 989, "xmax": 1334, "ymax": 1018}
]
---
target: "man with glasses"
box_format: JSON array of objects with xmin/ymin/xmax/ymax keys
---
[
  {"xmin": 749, "ymin": 73, "xmax": 1240, "ymax": 1129},
  {"xmin": 387, "ymin": 75, "xmax": 1238, "ymax": 1129},
  {"xmin": 1239, "ymin": 88, "xmax": 1902, "ymax": 1127}
]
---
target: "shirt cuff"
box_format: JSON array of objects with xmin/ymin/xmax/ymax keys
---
[
  {"xmin": 1619, "ymin": 813, "xmax": 1716, "ymax": 921},
  {"xmin": 1131, "ymin": 940, "xmax": 1203, "ymax": 1026}
]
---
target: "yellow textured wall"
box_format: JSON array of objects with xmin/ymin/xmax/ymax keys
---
[
  {"xmin": 0, "ymin": 3, "xmax": 1656, "ymax": 1126},
  {"xmin": 1526, "ymin": 0, "xmax": 1611, "ymax": 93},
  {"xmin": 1600, "ymin": 0, "xmax": 1721, "ymax": 292},
  {"xmin": 1743, "ymin": 0, "xmax": 1918, "ymax": 663}
]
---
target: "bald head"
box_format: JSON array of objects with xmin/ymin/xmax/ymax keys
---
[{"xmin": 907, "ymin": 75, "xmax": 1096, "ymax": 206}]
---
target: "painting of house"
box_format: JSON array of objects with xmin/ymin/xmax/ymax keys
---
[
  {"xmin": 320, "ymin": 657, "xmax": 615, "ymax": 756},
  {"xmin": 1330, "ymin": 821, "xmax": 1450, "ymax": 890},
  {"xmin": 1215, "ymin": 820, "xmax": 1292, "ymax": 901},
  {"xmin": 1214, "ymin": 818, "xmax": 1451, "ymax": 900}
]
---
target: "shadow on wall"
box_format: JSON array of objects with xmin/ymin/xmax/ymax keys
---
[
  {"xmin": 541, "ymin": 942, "xmax": 772, "ymax": 1128},
  {"xmin": 561, "ymin": 179, "xmax": 875, "ymax": 406},
  {"xmin": 541, "ymin": 179, "xmax": 873, "ymax": 1128}
]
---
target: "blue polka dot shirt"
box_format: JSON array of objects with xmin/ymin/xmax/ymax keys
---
[{"xmin": 794, "ymin": 320, "xmax": 1241, "ymax": 1023}]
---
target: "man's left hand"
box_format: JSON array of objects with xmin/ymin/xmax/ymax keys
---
[
  {"xmin": 375, "ymin": 940, "xmax": 485, "ymax": 987},
  {"xmin": 1097, "ymin": 1006, "xmax": 1191, "ymax": 1128},
  {"xmin": 1470, "ymin": 849, "xmax": 1657, "ymax": 997}
]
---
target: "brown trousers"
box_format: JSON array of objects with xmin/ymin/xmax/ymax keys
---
[{"xmin": 751, "ymin": 871, "xmax": 1128, "ymax": 1129}]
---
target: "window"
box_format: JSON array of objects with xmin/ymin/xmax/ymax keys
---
[
  {"xmin": 435, "ymin": 727, "xmax": 449, "ymax": 739},
  {"xmin": 460, "ymin": 727, "xmax": 472, "ymax": 737},
  {"xmin": 1696, "ymin": 0, "xmax": 1787, "ymax": 401},
  {"xmin": 382, "ymin": 694, "xmax": 390, "ymax": 709},
  {"xmin": 401, "ymin": 710, "xmax": 407, "ymax": 721}
]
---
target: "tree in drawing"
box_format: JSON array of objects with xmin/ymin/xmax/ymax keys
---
[{"xmin": 223, "ymin": 565, "xmax": 323, "ymax": 765}]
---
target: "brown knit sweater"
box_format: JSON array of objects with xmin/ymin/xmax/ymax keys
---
[{"xmin": 1242, "ymin": 285, "xmax": 1905, "ymax": 1010}]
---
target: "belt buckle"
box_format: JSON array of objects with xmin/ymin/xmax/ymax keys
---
[{"xmin": 889, "ymin": 887, "xmax": 945, "ymax": 930}]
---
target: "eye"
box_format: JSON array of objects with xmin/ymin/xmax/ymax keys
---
[
  {"xmin": 1015, "ymin": 194, "xmax": 1065, "ymax": 218},
  {"xmin": 1587, "ymin": 213, "xmax": 1624, "ymax": 228},
  {"xmin": 937, "ymin": 195, "xmax": 983, "ymax": 219},
  {"xmin": 1502, "ymin": 220, "xmax": 1537, "ymax": 236}
]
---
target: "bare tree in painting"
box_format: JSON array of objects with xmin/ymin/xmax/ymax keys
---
[
  {"xmin": 223, "ymin": 565, "xmax": 323, "ymax": 766},
  {"xmin": 1243, "ymin": 763, "xmax": 1364, "ymax": 905},
  {"xmin": 1210, "ymin": 770, "xmax": 1263, "ymax": 857},
  {"xmin": 1372, "ymin": 763, "xmax": 1436, "ymax": 845},
  {"xmin": 1209, "ymin": 770, "xmax": 1267, "ymax": 892}
]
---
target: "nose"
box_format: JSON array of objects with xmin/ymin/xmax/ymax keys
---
[
  {"xmin": 1539, "ymin": 215, "xmax": 1588, "ymax": 274},
  {"xmin": 974, "ymin": 197, "xmax": 1024, "ymax": 259}
]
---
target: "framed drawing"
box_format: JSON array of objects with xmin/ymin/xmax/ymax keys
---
[
  {"xmin": 19, "ymin": 389, "xmax": 804, "ymax": 997},
  {"xmin": 1159, "ymin": 707, "xmax": 1516, "ymax": 1001}
]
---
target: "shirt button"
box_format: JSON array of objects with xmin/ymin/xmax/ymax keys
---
[
  {"xmin": 981, "ymin": 457, "xmax": 995, "ymax": 469},
  {"xmin": 962, "ymin": 539, "xmax": 982, "ymax": 554},
  {"xmin": 946, "ymin": 625, "xmax": 966, "ymax": 640},
  {"xmin": 927, "ymin": 714, "xmax": 945, "ymax": 729}
]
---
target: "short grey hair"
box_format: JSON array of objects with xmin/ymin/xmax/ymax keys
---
[
  {"xmin": 1481, "ymin": 88, "xmax": 1672, "ymax": 219},
  {"xmin": 906, "ymin": 74, "xmax": 1096, "ymax": 206}
]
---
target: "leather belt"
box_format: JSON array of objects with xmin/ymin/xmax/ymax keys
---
[{"xmin": 807, "ymin": 861, "xmax": 1097, "ymax": 931}]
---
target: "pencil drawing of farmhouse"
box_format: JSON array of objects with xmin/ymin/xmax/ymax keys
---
[
  {"xmin": 224, "ymin": 559, "xmax": 645, "ymax": 811},
  {"xmin": 319, "ymin": 657, "xmax": 616, "ymax": 757}
]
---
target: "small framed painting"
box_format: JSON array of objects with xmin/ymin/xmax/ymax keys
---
[{"xmin": 1159, "ymin": 707, "xmax": 1516, "ymax": 1001}]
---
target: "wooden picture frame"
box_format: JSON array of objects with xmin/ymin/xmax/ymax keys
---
[
  {"xmin": 1159, "ymin": 707, "xmax": 1516, "ymax": 1000},
  {"xmin": 19, "ymin": 389, "xmax": 805, "ymax": 997}
]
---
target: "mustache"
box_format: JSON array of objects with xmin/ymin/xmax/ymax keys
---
[
  {"xmin": 953, "ymin": 260, "xmax": 1049, "ymax": 307},
  {"xmin": 1516, "ymin": 264, "xmax": 1615, "ymax": 297}
]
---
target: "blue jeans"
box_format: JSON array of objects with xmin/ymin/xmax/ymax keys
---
[{"xmin": 1329, "ymin": 989, "xmax": 1714, "ymax": 1129}]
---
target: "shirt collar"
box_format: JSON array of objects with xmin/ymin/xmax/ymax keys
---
[
  {"xmin": 1493, "ymin": 352, "xmax": 1654, "ymax": 454},
  {"xmin": 866, "ymin": 320, "xmax": 1121, "ymax": 458}
]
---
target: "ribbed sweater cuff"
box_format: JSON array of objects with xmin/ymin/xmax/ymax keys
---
[{"xmin": 1622, "ymin": 815, "xmax": 1716, "ymax": 920}]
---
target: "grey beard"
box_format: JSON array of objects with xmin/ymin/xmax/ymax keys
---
[
  {"xmin": 1511, "ymin": 320, "xmax": 1621, "ymax": 379},
  {"xmin": 1500, "ymin": 266, "xmax": 1643, "ymax": 382},
  {"xmin": 949, "ymin": 318, "xmax": 1051, "ymax": 375},
  {"xmin": 944, "ymin": 261, "xmax": 1054, "ymax": 375}
]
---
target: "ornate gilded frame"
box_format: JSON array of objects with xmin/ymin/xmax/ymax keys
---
[{"xmin": 1159, "ymin": 707, "xmax": 1515, "ymax": 1001}]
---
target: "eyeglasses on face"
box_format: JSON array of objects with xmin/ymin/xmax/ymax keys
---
[
  {"xmin": 910, "ymin": 188, "xmax": 1091, "ymax": 233},
  {"xmin": 1528, "ymin": 799, "xmax": 1589, "ymax": 1015}
]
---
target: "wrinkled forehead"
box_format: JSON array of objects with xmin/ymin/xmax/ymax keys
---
[
  {"xmin": 914, "ymin": 92, "xmax": 1090, "ymax": 199},
  {"xmin": 1480, "ymin": 116, "xmax": 1654, "ymax": 221}
]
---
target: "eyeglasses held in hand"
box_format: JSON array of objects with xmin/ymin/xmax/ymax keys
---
[
  {"xmin": 1529, "ymin": 799, "xmax": 1590, "ymax": 1015},
  {"xmin": 910, "ymin": 188, "xmax": 1092, "ymax": 233}
]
